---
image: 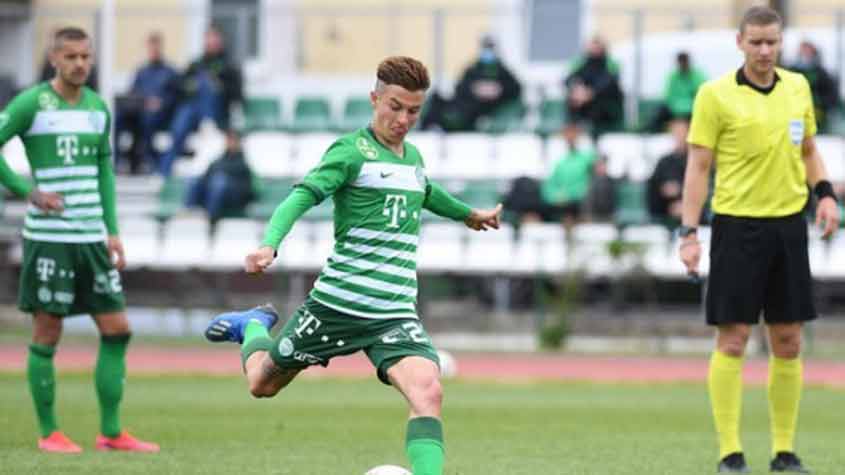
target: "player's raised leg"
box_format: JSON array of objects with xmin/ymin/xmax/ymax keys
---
[
  {"xmin": 30, "ymin": 312, "xmax": 82, "ymax": 453},
  {"xmin": 710, "ymin": 324, "xmax": 750, "ymax": 473},
  {"xmin": 91, "ymin": 311, "xmax": 159, "ymax": 452},
  {"xmin": 388, "ymin": 357, "xmax": 445, "ymax": 475},
  {"xmin": 205, "ymin": 304, "xmax": 299, "ymax": 397},
  {"xmin": 766, "ymin": 323, "xmax": 809, "ymax": 473}
]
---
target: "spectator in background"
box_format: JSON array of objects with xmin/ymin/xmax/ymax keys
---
[
  {"xmin": 647, "ymin": 52, "xmax": 707, "ymax": 132},
  {"xmin": 114, "ymin": 32, "xmax": 178, "ymax": 174},
  {"xmin": 583, "ymin": 156, "xmax": 617, "ymax": 222},
  {"xmin": 185, "ymin": 129, "xmax": 255, "ymax": 229},
  {"xmin": 159, "ymin": 26, "xmax": 243, "ymax": 176},
  {"xmin": 564, "ymin": 36, "xmax": 624, "ymax": 138},
  {"xmin": 420, "ymin": 35, "xmax": 522, "ymax": 132},
  {"xmin": 647, "ymin": 119, "xmax": 689, "ymax": 227},
  {"xmin": 503, "ymin": 121, "xmax": 596, "ymax": 228},
  {"xmin": 789, "ymin": 40, "xmax": 839, "ymax": 132}
]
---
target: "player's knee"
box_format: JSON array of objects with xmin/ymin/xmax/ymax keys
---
[
  {"xmin": 410, "ymin": 375, "xmax": 443, "ymax": 412},
  {"xmin": 717, "ymin": 326, "xmax": 751, "ymax": 357},
  {"xmin": 248, "ymin": 379, "xmax": 281, "ymax": 398},
  {"xmin": 770, "ymin": 333, "xmax": 802, "ymax": 359}
]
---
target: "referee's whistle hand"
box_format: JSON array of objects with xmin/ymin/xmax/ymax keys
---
[
  {"xmin": 679, "ymin": 239, "xmax": 701, "ymax": 275},
  {"xmin": 815, "ymin": 196, "xmax": 839, "ymax": 239}
]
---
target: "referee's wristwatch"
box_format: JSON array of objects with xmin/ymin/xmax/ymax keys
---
[{"xmin": 678, "ymin": 225, "xmax": 698, "ymax": 239}]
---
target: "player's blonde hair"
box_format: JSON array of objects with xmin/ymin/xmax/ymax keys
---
[
  {"xmin": 739, "ymin": 5, "xmax": 782, "ymax": 34},
  {"xmin": 376, "ymin": 56, "xmax": 430, "ymax": 92}
]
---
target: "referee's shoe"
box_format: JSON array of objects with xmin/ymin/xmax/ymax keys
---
[
  {"xmin": 718, "ymin": 453, "xmax": 749, "ymax": 473},
  {"xmin": 770, "ymin": 452, "xmax": 810, "ymax": 473}
]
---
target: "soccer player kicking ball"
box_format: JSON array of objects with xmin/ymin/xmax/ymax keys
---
[
  {"xmin": 204, "ymin": 56, "xmax": 502, "ymax": 475},
  {"xmin": 680, "ymin": 6, "xmax": 838, "ymax": 473},
  {"xmin": 0, "ymin": 27, "xmax": 158, "ymax": 453}
]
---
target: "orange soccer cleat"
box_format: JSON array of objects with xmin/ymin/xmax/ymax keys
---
[
  {"xmin": 38, "ymin": 431, "xmax": 83, "ymax": 453},
  {"xmin": 95, "ymin": 431, "xmax": 160, "ymax": 452}
]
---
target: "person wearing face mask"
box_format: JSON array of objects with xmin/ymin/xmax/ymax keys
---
[
  {"xmin": 564, "ymin": 36, "xmax": 625, "ymax": 138},
  {"xmin": 420, "ymin": 35, "xmax": 522, "ymax": 132},
  {"xmin": 788, "ymin": 41, "xmax": 839, "ymax": 133}
]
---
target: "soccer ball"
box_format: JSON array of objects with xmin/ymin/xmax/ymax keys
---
[
  {"xmin": 437, "ymin": 349, "xmax": 458, "ymax": 378},
  {"xmin": 364, "ymin": 465, "xmax": 411, "ymax": 475}
]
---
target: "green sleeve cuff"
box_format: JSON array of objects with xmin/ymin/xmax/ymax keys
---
[
  {"xmin": 260, "ymin": 186, "xmax": 318, "ymax": 249},
  {"xmin": 423, "ymin": 181, "xmax": 472, "ymax": 221}
]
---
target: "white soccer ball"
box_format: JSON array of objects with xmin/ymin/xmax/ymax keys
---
[
  {"xmin": 365, "ymin": 465, "xmax": 412, "ymax": 475},
  {"xmin": 437, "ymin": 349, "xmax": 458, "ymax": 378}
]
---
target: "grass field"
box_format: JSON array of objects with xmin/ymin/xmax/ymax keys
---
[{"xmin": 1, "ymin": 373, "xmax": 843, "ymax": 474}]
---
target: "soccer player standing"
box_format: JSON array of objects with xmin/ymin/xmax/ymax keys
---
[
  {"xmin": 680, "ymin": 6, "xmax": 838, "ymax": 473},
  {"xmin": 0, "ymin": 27, "xmax": 158, "ymax": 453},
  {"xmin": 204, "ymin": 56, "xmax": 501, "ymax": 475}
]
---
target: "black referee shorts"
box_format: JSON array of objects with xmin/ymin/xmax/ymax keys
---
[{"xmin": 706, "ymin": 212, "xmax": 817, "ymax": 326}]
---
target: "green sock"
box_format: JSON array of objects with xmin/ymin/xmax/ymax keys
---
[
  {"xmin": 96, "ymin": 333, "xmax": 130, "ymax": 438},
  {"xmin": 28, "ymin": 343, "xmax": 58, "ymax": 437},
  {"xmin": 406, "ymin": 417, "xmax": 444, "ymax": 475},
  {"xmin": 240, "ymin": 321, "xmax": 273, "ymax": 370}
]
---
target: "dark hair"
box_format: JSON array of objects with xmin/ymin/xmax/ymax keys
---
[
  {"xmin": 52, "ymin": 27, "xmax": 89, "ymax": 50},
  {"xmin": 376, "ymin": 56, "xmax": 430, "ymax": 92},
  {"xmin": 739, "ymin": 5, "xmax": 782, "ymax": 34}
]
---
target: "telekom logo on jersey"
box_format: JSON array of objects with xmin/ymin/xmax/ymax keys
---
[
  {"xmin": 56, "ymin": 135, "xmax": 79, "ymax": 164},
  {"xmin": 383, "ymin": 194, "xmax": 408, "ymax": 229}
]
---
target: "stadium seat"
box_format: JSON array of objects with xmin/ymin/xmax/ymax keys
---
[
  {"xmin": 493, "ymin": 133, "xmax": 545, "ymax": 179},
  {"xmin": 597, "ymin": 133, "xmax": 646, "ymax": 180},
  {"xmin": 275, "ymin": 221, "xmax": 313, "ymax": 271},
  {"xmin": 613, "ymin": 180, "xmax": 649, "ymax": 227},
  {"xmin": 440, "ymin": 133, "xmax": 494, "ymax": 179},
  {"xmin": 289, "ymin": 96, "xmax": 332, "ymax": 133},
  {"xmin": 477, "ymin": 100, "xmax": 526, "ymax": 134},
  {"xmin": 815, "ymin": 135, "xmax": 844, "ymax": 182},
  {"xmin": 293, "ymin": 133, "xmax": 337, "ymax": 177},
  {"xmin": 242, "ymin": 131, "xmax": 294, "ymax": 177},
  {"xmin": 636, "ymin": 97, "xmax": 663, "ymax": 131},
  {"xmin": 570, "ymin": 223, "xmax": 618, "ymax": 278},
  {"xmin": 208, "ymin": 218, "xmax": 261, "ymax": 270},
  {"xmin": 513, "ymin": 222, "xmax": 567, "ymax": 274},
  {"xmin": 120, "ymin": 216, "xmax": 160, "ymax": 269},
  {"xmin": 407, "ymin": 132, "xmax": 443, "ymax": 176},
  {"xmin": 246, "ymin": 177, "xmax": 296, "ymax": 221},
  {"xmin": 418, "ymin": 222, "xmax": 467, "ymax": 272},
  {"xmin": 535, "ymin": 98, "xmax": 566, "ymax": 136},
  {"xmin": 153, "ymin": 177, "xmax": 189, "ymax": 221},
  {"xmin": 305, "ymin": 221, "xmax": 335, "ymax": 270},
  {"xmin": 336, "ymin": 96, "xmax": 372, "ymax": 132},
  {"xmin": 155, "ymin": 216, "xmax": 212, "ymax": 269},
  {"xmin": 464, "ymin": 223, "xmax": 515, "ymax": 273},
  {"xmin": 243, "ymin": 97, "xmax": 284, "ymax": 132}
]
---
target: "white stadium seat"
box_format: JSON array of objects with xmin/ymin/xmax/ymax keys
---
[
  {"xmin": 292, "ymin": 133, "xmax": 337, "ymax": 178},
  {"xmin": 464, "ymin": 223, "xmax": 515, "ymax": 273},
  {"xmin": 439, "ymin": 133, "xmax": 494, "ymax": 179},
  {"xmin": 154, "ymin": 216, "xmax": 211, "ymax": 270},
  {"xmin": 493, "ymin": 134, "xmax": 545, "ymax": 179},
  {"xmin": 418, "ymin": 222, "xmax": 466, "ymax": 272},
  {"xmin": 243, "ymin": 132, "xmax": 295, "ymax": 177},
  {"xmin": 208, "ymin": 219, "xmax": 261, "ymax": 270},
  {"xmin": 815, "ymin": 135, "xmax": 844, "ymax": 182},
  {"xmin": 407, "ymin": 132, "xmax": 443, "ymax": 177},
  {"xmin": 120, "ymin": 216, "xmax": 160, "ymax": 270},
  {"xmin": 513, "ymin": 222, "xmax": 567, "ymax": 274},
  {"xmin": 597, "ymin": 133, "xmax": 645, "ymax": 180}
]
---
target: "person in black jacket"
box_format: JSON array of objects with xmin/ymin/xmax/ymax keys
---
[
  {"xmin": 159, "ymin": 26, "xmax": 243, "ymax": 176},
  {"xmin": 565, "ymin": 36, "xmax": 625, "ymax": 138},
  {"xmin": 646, "ymin": 119, "xmax": 689, "ymax": 227},
  {"xmin": 420, "ymin": 35, "xmax": 522, "ymax": 131},
  {"xmin": 788, "ymin": 41, "xmax": 840, "ymax": 133},
  {"xmin": 184, "ymin": 129, "xmax": 255, "ymax": 228}
]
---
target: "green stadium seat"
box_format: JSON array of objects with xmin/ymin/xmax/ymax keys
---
[
  {"xmin": 290, "ymin": 96, "xmax": 332, "ymax": 133},
  {"xmin": 636, "ymin": 97, "xmax": 663, "ymax": 132},
  {"xmin": 535, "ymin": 98, "xmax": 566, "ymax": 136},
  {"xmin": 153, "ymin": 176, "xmax": 190, "ymax": 222},
  {"xmin": 243, "ymin": 97, "xmax": 284, "ymax": 132},
  {"xmin": 336, "ymin": 96, "xmax": 372, "ymax": 132},
  {"xmin": 477, "ymin": 100, "xmax": 526, "ymax": 134},
  {"xmin": 247, "ymin": 177, "xmax": 296, "ymax": 221},
  {"xmin": 613, "ymin": 180, "xmax": 649, "ymax": 227}
]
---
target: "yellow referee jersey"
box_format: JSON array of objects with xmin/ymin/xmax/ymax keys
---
[{"xmin": 688, "ymin": 67, "xmax": 816, "ymax": 217}]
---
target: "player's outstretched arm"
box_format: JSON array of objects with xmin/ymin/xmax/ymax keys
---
[
  {"xmin": 464, "ymin": 203, "xmax": 503, "ymax": 231},
  {"xmin": 422, "ymin": 181, "xmax": 473, "ymax": 222}
]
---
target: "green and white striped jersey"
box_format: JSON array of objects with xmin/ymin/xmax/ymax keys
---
[
  {"xmin": 0, "ymin": 82, "xmax": 115, "ymax": 243},
  {"xmin": 298, "ymin": 128, "xmax": 430, "ymax": 320}
]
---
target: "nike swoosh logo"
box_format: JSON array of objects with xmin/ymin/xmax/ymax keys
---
[{"xmin": 380, "ymin": 172, "xmax": 393, "ymax": 178}]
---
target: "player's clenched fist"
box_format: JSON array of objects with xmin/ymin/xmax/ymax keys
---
[{"xmin": 245, "ymin": 246, "xmax": 275, "ymax": 274}]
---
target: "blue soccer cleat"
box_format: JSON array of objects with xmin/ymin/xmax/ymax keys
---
[{"xmin": 204, "ymin": 304, "xmax": 279, "ymax": 343}]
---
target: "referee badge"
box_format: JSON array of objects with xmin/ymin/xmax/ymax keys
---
[{"xmin": 789, "ymin": 119, "xmax": 804, "ymax": 145}]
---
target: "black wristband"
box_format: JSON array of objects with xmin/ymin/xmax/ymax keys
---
[{"xmin": 813, "ymin": 180, "xmax": 837, "ymax": 202}]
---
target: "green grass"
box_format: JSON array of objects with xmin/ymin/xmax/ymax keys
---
[{"xmin": 0, "ymin": 373, "xmax": 843, "ymax": 474}]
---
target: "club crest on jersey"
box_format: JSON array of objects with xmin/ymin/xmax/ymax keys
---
[
  {"xmin": 356, "ymin": 137, "xmax": 379, "ymax": 160},
  {"xmin": 38, "ymin": 92, "xmax": 59, "ymax": 111},
  {"xmin": 0, "ymin": 112, "xmax": 8, "ymax": 130}
]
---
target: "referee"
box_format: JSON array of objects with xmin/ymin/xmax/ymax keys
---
[{"xmin": 680, "ymin": 6, "xmax": 838, "ymax": 474}]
